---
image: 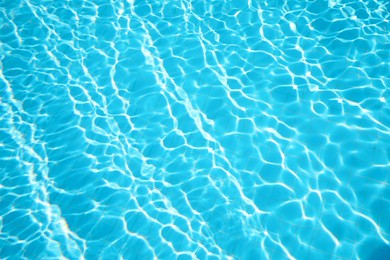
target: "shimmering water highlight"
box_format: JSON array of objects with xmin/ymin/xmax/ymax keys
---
[{"xmin": 0, "ymin": 0, "xmax": 389, "ymax": 259}]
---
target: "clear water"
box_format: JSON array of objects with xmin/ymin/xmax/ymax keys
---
[{"xmin": 0, "ymin": 0, "xmax": 389, "ymax": 259}]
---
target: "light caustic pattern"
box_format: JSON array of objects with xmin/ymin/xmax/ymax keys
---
[{"xmin": 0, "ymin": 0, "xmax": 389, "ymax": 259}]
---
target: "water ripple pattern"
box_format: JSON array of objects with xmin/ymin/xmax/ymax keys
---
[{"xmin": 0, "ymin": 0, "xmax": 389, "ymax": 259}]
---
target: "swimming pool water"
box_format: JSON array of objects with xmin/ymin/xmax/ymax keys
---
[{"xmin": 0, "ymin": 0, "xmax": 389, "ymax": 259}]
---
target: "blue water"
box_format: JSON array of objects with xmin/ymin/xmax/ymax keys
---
[{"xmin": 0, "ymin": 0, "xmax": 389, "ymax": 259}]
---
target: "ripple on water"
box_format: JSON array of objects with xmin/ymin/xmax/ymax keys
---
[{"xmin": 0, "ymin": 0, "xmax": 390, "ymax": 259}]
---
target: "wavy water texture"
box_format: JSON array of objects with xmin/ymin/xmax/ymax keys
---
[{"xmin": 0, "ymin": 0, "xmax": 389, "ymax": 259}]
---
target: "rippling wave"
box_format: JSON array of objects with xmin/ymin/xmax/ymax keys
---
[{"xmin": 0, "ymin": 0, "xmax": 389, "ymax": 259}]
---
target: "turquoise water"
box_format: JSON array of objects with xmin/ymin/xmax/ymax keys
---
[{"xmin": 0, "ymin": 0, "xmax": 389, "ymax": 259}]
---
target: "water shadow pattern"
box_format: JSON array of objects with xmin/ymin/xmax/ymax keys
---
[{"xmin": 0, "ymin": 0, "xmax": 389, "ymax": 259}]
